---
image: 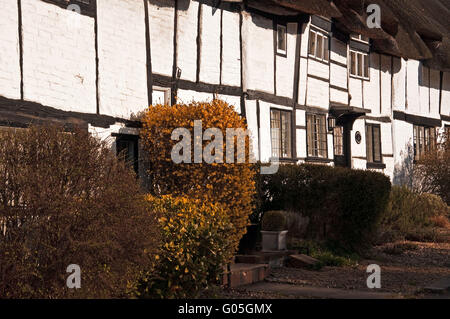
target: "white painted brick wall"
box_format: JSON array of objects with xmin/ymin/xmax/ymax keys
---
[
  {"xmin": 297, "ymin": 57, "xmax": 308, "ymax": 105},
  {"xmin": 275, "ymin": 22, "xmax": 296, "ymax": 98},
  {"xmin": 430, "ymin": 69, "xmax": 440, "ymax": 117},
  {"xmin": 242, "ymin": 12, "xmax": 274, "ymax": 94},
  {"xmin": 363, "ymin": 53, "xmax": 379, "ymax": 115},
  {"xmin": 199, "ymin": 4, "xmax": 220, "ymax": 84},
  {"xmin": 406, "ymin": 59, "xmax": 420, "ymax": 114},
  {"xmin": 307, "ymin": 59, "xmax": 329, "ymax": 80},
  {"xmin": 148, "ymin": 0, "xmax": 175, "ymax": 77},
  {"xmin": 215, "ymin": 93, "xmax": 241, "ymax": 114},
  {"xmin": 349, "ymin": 77, "xmax": 362, "ymax": 108},
  {"xmin": 330, "ymin": 87, "xmax": 348, "ymax": 105},
  {"xmin": 306, "ymin": 76, "xmax": 329, "ymax": 108},
  {"xmin": 380, "ymin": 54, "xmax": 392, "ymax": 116},
  {"xmin": 221, "ymin": 9, "xmax": 240, "ymax": 87},
  {"xmin": 330, "ymin": 63, "xmax": 347, "ymax": 89},
  {"xmin": 392, "ymin": 57, "xmax": 406, "ymax": 111},
  {"xmin": 442, "ymin": 72, "xmax": 450, "ymax": 116},
  {"xmin": 176, "ymin": 0, "xmax": 198, "ymax": 82},
  {"xmin": 97, "ymin": 0, "xmax": 148, "ymax": 118},
  {"xmin": 21, "ymin": 0, "xmax": 96, "ymax": 113},
  {"xmin": 0, "ymin": 0, "xmax": 21, "ymax": 99},
  {"xmin": 176, "ymin": 89, "xmax": 212, "ymax": 104},
  {"xmin": 244, "ymin": 99, "xmax": 259, "ymax": 160}
]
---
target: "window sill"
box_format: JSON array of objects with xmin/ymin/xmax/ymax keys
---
[
  {"xmin": 366, "ymin": 162, "xmax": 386, "ymax": 169},
  {"xmin": 349, "ymin": 74, "xmax": 370, "ymax": 81},
  {"xmin": 269, "ymin": 157, "xmax": 297, "ymax": 163},
  {"xmin": 305, "ymin": 157, "xmax": 333, "ymax": 164},
  {"xmin": 308, "ymin": 55, "xmax": 330, "ymax": 65}
]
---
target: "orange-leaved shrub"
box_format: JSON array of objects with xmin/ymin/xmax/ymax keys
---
[
  {"xmin": 0, "ymin": 126, "xmax": 159, "ymax": 298},
  {"xmin": 138, "ymin": 195, "xmax": 234, "ymax": 298},
  {"xmin": 140, "ymin": 99, "xmax": 257, "ymax": 252}
]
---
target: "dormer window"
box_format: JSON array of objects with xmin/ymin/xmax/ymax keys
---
[
  {"xmin": 351, "ymin": 33, "xmax": 370, "ymax": 43},
  {"xmin": 349, "ymin": 50, "xmax": 369, "ymax": 79},
  {"xmin": 276, "ymin": 24, "xmax": 287, "ymax": 56},
  {"xmin": 308, "ymin": 28, "xmax": 329, "ymax": 62}
]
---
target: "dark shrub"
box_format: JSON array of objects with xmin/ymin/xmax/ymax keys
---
[
  {"xmin": 256, "ymin": 164, "xmax": 391, "ymax": 252},
  {"xmin": 415, "ymin": 130, "xmax": 450, "ymax": 205},
  {"xmin": 0, "ymin": 126, "xmax": 158, "ymax": 298},
  {"xmin": 377, "ymin": 186, "xmax": 449, "ymax": 243},
  {"xmin": 261, "ymin": 211, "xmax": 287, "ymax": 231}
]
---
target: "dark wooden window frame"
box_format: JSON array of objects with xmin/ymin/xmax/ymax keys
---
[
  {"xmin": 366, "ymin": 123, "xmax": 383, "ymax": 164},
  {"xmin": 308, "ymin": 26, "xmax": 330, "ymax": 64},
  {"xmin": 113, "ymin": 133, "xmax": 139, "ymax": 175},
  {"xmin": 306, "ymin": 113, "xmax": 328, "ymax": 159},
  {"xmin": 270, "ymin": 108, "xmax": 293, "ymax": 160},
  {"xmin": 349, "ymin": 49, "xmax": 370, "ymax": 80},
  {"xmin": 413, "ymin": 124, "xmax": 437, "ymax": 161},
  {"xmin": 275, "ymin": 23, "xmax": 288, "ymax": 58},
  {"xmin": 333, "ymin": 125, "xmax": 344, "ymax": 157}
]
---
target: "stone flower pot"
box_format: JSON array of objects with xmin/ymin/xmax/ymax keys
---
[{"xmin": 261, "ymin": 230, "xmax": 288, "ymax": 252}]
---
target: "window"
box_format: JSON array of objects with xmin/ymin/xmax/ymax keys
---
[
  {"xmin": 333, "ymin": 126, "xmax": 344, "ymax": 156},
  {"xmin": 351, "ymin": 33, "xmax": 370, "ymax": 43},
  {"xmin": 152, "ymin": 87, "xmax": 171, "ymax": 105},
  {"xmin": 366, "ymin": 124, "xmax": 382, "ymax": 163},
  {"xmin": 276, "ymin": 24, "xmax": 287, "ymax": 56},
  {"xmin": 413, "ymin": 125, "xmax": 437, "ymax": 161},
  {"xmin": 307, "ymin": 114, "xmax": 327, "ymax": 158},
  {"xmin": 270, "ymin": 109, "xmax": 292, "ymax": 159},
  {"xmin": 349, "ymin": 50, "xmax": 369, "ymax": 79},
  {"xmin": 308, "ymin": 28, "xmax": 329, "ymax": 62},
  {"xmin": 115, "ymin": 134, "xmax": 139, "ymax": 174},
  {"xmin": 419, "ymin": 63, "xmax": 429, "ymax": 86}
]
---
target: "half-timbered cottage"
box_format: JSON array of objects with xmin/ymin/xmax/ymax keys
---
[{"xmin": 0, "ymin": 0, "xmax": 449, "ymax": 182}]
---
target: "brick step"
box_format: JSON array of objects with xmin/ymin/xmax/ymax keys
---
[{"xmin": 222, "ymin": 263, "xmax": 270, "ymax": 288}]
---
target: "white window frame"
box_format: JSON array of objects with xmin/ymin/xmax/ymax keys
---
[
  {"xmin": 308, "ymin": 27, "xmax": 329, "ymax": 63},
  {"xmin": 152, "ymin": 86, "xmax": 171, "ymax": 105},
  {"xmin": 349, "ymin": 49, "xmax": 370, "ymax": 80},
  {"xmin": 276, "ymin": 24, "xmax": 287, "ymax": 56}
]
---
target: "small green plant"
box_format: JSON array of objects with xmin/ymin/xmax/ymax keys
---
[
  {"xmin": 261, "ymin": 211, "xmax": 287, "ymax": 231},
  {"xmin": 288, "ymin": 238, "xmax": 359, "ymax": 270}
]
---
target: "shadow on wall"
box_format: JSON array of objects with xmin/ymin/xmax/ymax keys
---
[{"xmin": 393, "ymin": 142, "xmax": 423, "ymax": 190}]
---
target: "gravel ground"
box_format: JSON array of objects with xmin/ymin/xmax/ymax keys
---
[{"xmin": 221, "ymin": 238, "xmax": 450, "ymax": 299}]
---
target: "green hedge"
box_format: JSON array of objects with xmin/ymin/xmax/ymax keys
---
[{"xmin": 256, "ymin": 164, "xmax": 391, "ymax": 252}]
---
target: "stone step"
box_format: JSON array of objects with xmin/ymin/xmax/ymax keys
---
[
  {"xmin": 235, "ymin": 250, "xmax": 297, "ymax": 268},
  {"xmin": 222, "ymin": 263, "xmax": 270, "ymax": 288},
  {"xmin": 287, "ymin": 254, "xmax": 321, "ymax": 269}
]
